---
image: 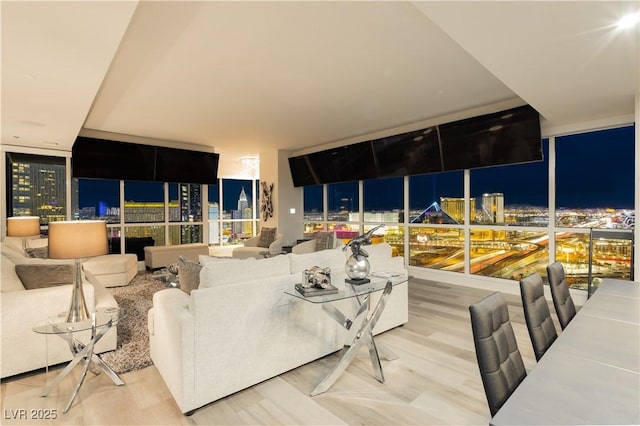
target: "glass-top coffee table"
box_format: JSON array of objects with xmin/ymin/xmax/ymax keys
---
[
  {"xmin": 151, "ymin": 269, "xmax": 179, "ymax": 287},
  {"xmin": 33, "ymin": 307, "xmax": 125, "ymax": 413},
  {"xmin": 285, "ymin": 273, "xmax": 408, "ymax": 396}
]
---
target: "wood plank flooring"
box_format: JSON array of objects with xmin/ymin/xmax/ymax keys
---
[{"xmin": 1, "ymin": 278, "xmax": 554, "ymax": 425}]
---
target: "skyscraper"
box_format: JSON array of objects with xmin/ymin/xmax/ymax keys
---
[
  {"xmin": 440, "ymin": 197, "xmax": 476, "ymax": 224},
  {"xmin": 9, "ymin": 154, "xmax": 66, "ymax": 223},
  {"xmin": 481, "ymin": 193, "xmax": 505, "ymax": 224},
  {"xmin": 237, "ymin": 187, "xmax": 248, "ymax": 211},
  {"xmin": 179, "ymin": 184, "xmax": 202, "ymax": 243},
  {"xmin": 233, "ymin": 188, "xmax": 252, "ymax": 236}
]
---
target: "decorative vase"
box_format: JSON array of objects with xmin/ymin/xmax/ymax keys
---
[{"xmin": 345, "ymin": 253, "xmax": 370, "ymax": 283}]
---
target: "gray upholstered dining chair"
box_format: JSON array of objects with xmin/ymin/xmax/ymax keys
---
[
  {"xmin": 547, "ymin": 261, "xmax": 577, "ymax": 330},
  {"xmin": 469, "ymin": 291, "xmax": 527, "ymax": 417},
  {"xmin": 519, "ymin": 273, "xmax": 558, "ymax": 361}
]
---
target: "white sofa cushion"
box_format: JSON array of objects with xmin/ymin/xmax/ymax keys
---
[
  {"xmin": 289, "ymin": 247, "xmax": 347, "ymax": 275},
  {"xmin": 199, "ymin": 254, "xmax": 290, "ymax": 288}
]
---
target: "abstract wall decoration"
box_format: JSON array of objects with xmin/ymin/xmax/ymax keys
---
[{"xmin": 260, "ymin": 182, "xmax": 274, "ymax": 221}]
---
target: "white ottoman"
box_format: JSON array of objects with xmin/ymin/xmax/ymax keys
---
[
  {"xmin": 144, "ymin": 243, "xmax": 209, "ymax": 269},
  {"xmin": 83, "ymin": 254, "xmax": 138, "ymax": 288}
]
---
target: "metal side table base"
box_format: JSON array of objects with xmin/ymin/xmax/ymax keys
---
[
  {"xmin": 38, "ymin": 314, "xmax": 124, "ymax": 413},
  {"xmin": 311, "ymin": 281, "xmax": 394, "ymax": 396}
]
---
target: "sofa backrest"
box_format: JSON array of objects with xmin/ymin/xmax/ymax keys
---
[
  {"xmin": 361, "ymin": 242, "xmax": 392, "ymax": 260},
  {"xmin": 1, "ymin": 238, "xmax": 26, "ymax": 262},
  {"xmin": 199, "ymin": 254, "xmax": 290, "ymax": 288},
  {"xmin": 198, "ymin": 242, "xmax": 403, "ymax": 291},
  {"xmin": 288, "ymin": 246, "xmax": 346, "ymax": 275}
]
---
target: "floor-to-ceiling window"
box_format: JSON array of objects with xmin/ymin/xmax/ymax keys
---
[
  {"xmin": 408, "ymin": 171, "xmax": 465, "ymax": 271},
  {"xmin": 72, "ymin": 178, "xmax": 121, "ymax": 246},
  {"xmin": 302, "ymin": 125, "xmax": 635, "ymax": 289},
  {"xmin": 221, "ymin": 179, "xmax": 255, "ymax": 245},
  {"xmin": 123, "ymin": 180, "xmax": 165, "ymax": 247},
  {"xmin": 208, "ymin": 180, "xmax": 221, "ymax": 244},
  {"xmin": 73, "ymin": 179, "xmax": 120, "ymax": 223},
  {"xmin": 327, "ymin": 181, "xmax": 360, "ymax": 244},
  {"xmin": 69, "ymin": 177, "xmax": 258, "ymax": 249},
  {"xmin": 364, "ymin": 177, "xmax": 404, "ymax": 256},
  {"xmin": 168, "ymin": 183, "xmax": 203, "ymax": 245},
  {"xmin": 3, "ymin": 124, "xmax": 636, "ymax": 289},
  {"xmin": 303, "ymin": 184, "xmax": 324, "ymax": 236},
  {"xmin": 469, "ymin": 139, "xmax": 550, "ymax": 280},
  {"xmin": 555, "ymin": 126, "xmax": 635, "ymax": 289}
]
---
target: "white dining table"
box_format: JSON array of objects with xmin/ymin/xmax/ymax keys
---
[{"xmin": 490, "ymin": 278, "xmax": 640, "ymax": 425}]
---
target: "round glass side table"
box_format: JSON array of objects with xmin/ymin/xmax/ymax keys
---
[{"xmin": 32, "ymin": 307, "xmax": 125, "ymax": 413}]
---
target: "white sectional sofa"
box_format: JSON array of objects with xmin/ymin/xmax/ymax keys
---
[
  {"xmin": 1, "ymin": 236, "xmax": 119, "ymax": 379},
  {"xmin": 148, "ymin": 243, "xmax": 408, "ymax": 414}
]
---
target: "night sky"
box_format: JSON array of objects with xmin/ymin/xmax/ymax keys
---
[{"xmin": 78, "ymin": 125, "xmax": 634, "ymax": 212}]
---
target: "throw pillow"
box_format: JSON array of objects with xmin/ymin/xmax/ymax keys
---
[
  {"xmin": 25, "ymin": 247, "xmax": 48, "ymax": 259},
  {"xmin": 177, "ymin": 256, "xmax": 202, "ymax": 295},
  {"xmin": 15, "ymin": 264, "xmax": 73, "ymax": 290},
  {"xmin": 314, "ymin": 231, "xmax": 335, "ymax": 251},
  {"xmin": 257, "ymin": 227, "xmax": 277, "ymax": 248}
]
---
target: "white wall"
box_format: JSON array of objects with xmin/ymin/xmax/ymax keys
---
[
  {"xmin": 258, "ymin": 150, "xmax": 279, "ymax": 230},
  {"xmin": 277, "ymin": 150, "xmax": 304, "ymax": 246},
  {"xmin": 258, "ymin": 149, "xmax": 304, "ymax": 245}
]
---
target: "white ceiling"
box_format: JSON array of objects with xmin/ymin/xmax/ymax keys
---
[{"xmin": 2, "ymin": 1, "xmax": 638, "ymax": 178}]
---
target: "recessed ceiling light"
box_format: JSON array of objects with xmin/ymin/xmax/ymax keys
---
[{"xmin": 617, "ymin": 12, "xmax": 640, "ymax": 29}]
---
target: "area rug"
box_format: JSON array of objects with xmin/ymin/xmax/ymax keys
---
[{"xmin": 100, "ymin": 273, "xmax": 167, "ymax": 374}]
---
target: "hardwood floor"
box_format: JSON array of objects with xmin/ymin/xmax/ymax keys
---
[{"xmin": 1, "ymin": 278, "xmax": 552, "ymax": 425}]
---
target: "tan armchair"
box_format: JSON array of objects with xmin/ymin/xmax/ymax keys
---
[
  {"xmin": 232, "ymin": 233, "xmax": 283, "ymax": 259},
  {"xmin": 292, "ymin": 231, "xmax": 341, "ymax": 254}
]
